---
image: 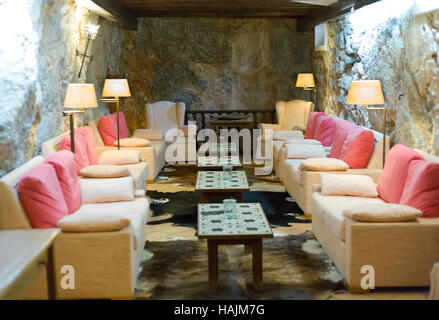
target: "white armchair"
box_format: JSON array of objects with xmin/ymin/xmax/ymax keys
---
[
  {"xmin": 259, "ymin": 99, "xmax": 314, "ymax": 141},
  {"xmin": 144, "ymin": 101, "xmax": 197, "ymax": 163}
]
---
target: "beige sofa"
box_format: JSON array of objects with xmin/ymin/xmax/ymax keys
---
[
  {"xmin": 311, "ymin": 149, "xmax": 439, "ymax": 290},
  {"xmin": 0, "ymin": 156, "xmax": 148, "ymax": 299},
  {"xmin": 88, "ymin": 120, "xmax": 166, "ymax": 182},
  {"xmin": 278, "ymin": 118, "xmax": 389, "ymax": 217}
]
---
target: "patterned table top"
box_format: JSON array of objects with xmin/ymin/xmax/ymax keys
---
[
  {"xmin": 197, "ymin": 203, "xmax": 273, "ymax": 239},
  {"xmin": 197, "ymin": 155, "xmax": 242, "ymax": 168},
  {"xmin": 196, "ymin": 171, "xmax": 249, "ymax": 191}
]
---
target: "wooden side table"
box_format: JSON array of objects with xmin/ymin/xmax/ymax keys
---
[
  {"xmin": 0, "ymin": 229, "xmax": 59, "ymax": 300},
  {"xmin": 196, "ymin": 170, "xmax": 249, "ymax": 203}
]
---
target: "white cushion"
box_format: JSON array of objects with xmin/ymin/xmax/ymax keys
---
[
  {"xmin": 312, "ymin": 192, "xmax": 385, "ymax": 241},
  {"xmin": 283, "ymin": 139, "xmax": 321, "ymax": 146},
  {"xmin": 80, "ymin": 165, "xmax": 129, "ymax": 178},
  {"xmin": 283, "ymin": 159, "xmax": 303, "ymax": 185},
  {"xmin": 299, "ymin": 158, "xmax": 349, "ymax": 171},
  {"xmin": 99, "ymin": 150, "xmax": 141, "ymax": 165},
  {"xmin": 79, "ymin": 177, "xmax": 135, "ymax": 204},
  {"xmin": 273, "ymin": 130, "xmax": 304, "ymax": 141},
  {"xmin": 132, "ymin": 128, "xmax": 163, "ymax": 141},
  {"xmin": 343, "ymin": 203, "xmax": 422, "ymax": 222},
  {"xmin": 320, "ymin": 173, "xmax": 378, "ymax": 198},
  {"xmin": 285, "ymin": 144, "xmax": 326, "ymax": 159},
  {"xmin": 114, "ymin": 138, "xmax": 151, "ymax": 147}
]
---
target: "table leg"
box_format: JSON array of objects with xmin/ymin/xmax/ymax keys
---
[
  {"xmin": 202, "ymin": 192, "xmax": 210, "ymax": 203},
  {"xmin": 208, "ymin": 240, "xmax": 218, "ymax": 287},
  {"xmin": 235, "ymin": 192, "xmax": 242, "ymax": 203},
  {"xmin": 46, "ymin": 246, "xmax": 56, "ymax": 300},
  {"xmin": 252, "ymin": 239, "xmax": 263, "ymax": 287}
]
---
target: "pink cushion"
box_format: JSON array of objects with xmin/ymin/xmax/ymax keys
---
[
  {"xmin": 44, "ymin": 150, "xmax": 81, "ymax": 214},
  {"xmin": 313, "ymin": 116, "xmax": 336, "ymax": 147},
  {"xmin": 18, "ymin": 164, "xmax": 69, "ymax": 228},
  {"xmin": 329, "ymin": 119, "xmax": 358, "ymax": 159},
  {"xmin": 376, "ymin": 144, "xmax": 424, "ymax": 203},
  {"xmin": 399, "ymin": 159, "xmax": 439, "ymax": 218},
  {"xmin": 76, "ymin": 127, "xmax": 98, "ymax": 165},
  {"xmin": 339, "ymin": 128, "xmax": 375, "ymax": 169},
  {"xmin": 60, "ymin": 133, "xmax": 90, "ymax": 174},
  {"xmin": 304, "ymin": 112, "xmax": 320, "ymax": 139},
  {"xmin": 109, "ymin": 112, "xmax": 130, "ymax": 139},
  {"xmin": 98, "ymin": 115, "xmax": 117, "ymax": 146}
]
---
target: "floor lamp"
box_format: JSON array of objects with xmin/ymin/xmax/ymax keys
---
[
  {"xmin": 101, "ymin": 79, "xmax": 131, "ymax": 150},
  {"xmin": 346, "ymin": 80, "xmax": 387, "ymax": 167},
  {"xmin": 63, "ymin": 83, "xmax": 98, "ymax": 153},
  {"xmin": 296, "ymin": 73, "xmax": 318, "ymax": 110}
]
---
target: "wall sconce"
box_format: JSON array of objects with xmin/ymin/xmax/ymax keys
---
[{"xmin": 76, "ymin": 23, "xmax": 100, "ymax": 78}]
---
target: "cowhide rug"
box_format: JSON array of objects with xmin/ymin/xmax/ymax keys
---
[{"xmin": 135, "ymin": 232, "xmax": 344, "ymax": 300}]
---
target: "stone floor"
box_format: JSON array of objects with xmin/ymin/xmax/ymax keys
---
[{"xmin": 142, "ymin": 164, "xmax": 430, "ymax": 300}]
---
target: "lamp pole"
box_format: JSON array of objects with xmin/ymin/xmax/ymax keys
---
[{"xmin": 364, "ymin": 106, "xmax": 387, "ymax": 167}]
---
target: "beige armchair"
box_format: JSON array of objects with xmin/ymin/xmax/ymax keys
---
[
  {"xmin": 259, "ymin": 100, "xmax": 314, "ymax": 139},
  {"xmin": 144, "ymin": 101, "xmax": 196, "ymax": 163}
]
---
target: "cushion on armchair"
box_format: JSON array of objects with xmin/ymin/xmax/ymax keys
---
[
  {"xmin": 79, "ymin": 176, "xmax": 135, "ymax": 204},
  {"xmin": 113, "ymin": 137, "xmax": 151, "ymax": 147},
  {"xmin": 313, "ymin": 115, "xmax": 336, "ymax": 147},
  {"xmin": 80, "ymin": 165, "xmax": 129, "ymax": 178},
  {"xmin": 97, "ymin": 115, "xmax": 117, "ymax": 146},
  {"xmin": 59, "ymin": 132, "xmax": 90, "ymax": 174},
  {"xmin": 18, "ymin": 164, "xmax": 69, "ymax": 228},
  {"xmin": 109, "ymin": 112, "xmax": 130, "ymax": 139},
  {"xmin": 299, "ymin": 158, "xmax": 349, "ymax": 171},
  {"xmin": 339, "ymin": 128, "xmax": 375, "ymax": 169},
  {"xmin": 76, "ymin": 127, "xmax": 99, "ymax": 165},
  {"xmin": 343, "ymin": 203, "xmax": 422, "ymax": 222},
  {"xmin": 98, "ymin": 150, "xmax": 141, "ymax": 165},
  {"xmin": 45, "ymin": 150, "xmax": 81, "ymax": 213},
  {"xmin": 273, "ymin": 130, "xmax": 304, "ymax": 141},
  {"xmin": 58, "ymin": 214, "xmax": 130, "ymax": 232},
  {"xmin": 399, "ymin": 159, "xmax": 439, "ymax": 218},
  {"xmin": 132, "ymin": 128, "xmax": 163, "ymax": 141},
  {"xmin": 376, "ymin": 144, "xmax": 425, "ymax": 203},
  {"xmin": 285, "ymin": 144, "xmax": 326, "ymax": 159},
  {"xmin": 305, "ymin": 112, "xmax": 324, "ymax": 139},
  {"xmin": 283, "ymin": 139, "xmax": 321, "ymax": 147},
  {"xmin": 320, "ymin": 173, "xmax": 378, "ymax": 198},
  {"xmin": 329, "ymin": 119, "xmax": 358, "ymax": 159}
]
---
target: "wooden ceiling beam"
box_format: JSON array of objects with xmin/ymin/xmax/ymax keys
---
[
  {"xmin": 296, "ymin": 0, "xmax": 382, "ymax": 32},
  {"xmin": 92, "ymin": 0, "xmax": 138, "ymax": 30}
]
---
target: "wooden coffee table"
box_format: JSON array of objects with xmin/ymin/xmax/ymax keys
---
[
  {"xmin": 198, "ymin": 142, "xmax": 238, "ymax": 156},
  {"xmin": 196, "ymin": 170, "xmax": 249, "ymax": 203},
  {"xmin": 197, "ymin": 155, "xmax": 241, "ymax": 170},
  {"xmin": 197, "ymin": 203, "xmax": 273, "ymax": 287}
]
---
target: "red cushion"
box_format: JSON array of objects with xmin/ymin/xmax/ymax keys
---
[
  {"xmin": 76, "ymin": 126, "xmax": 98, "ymax": 165},
  {"xmin": 304, "ymin": 112, "xmax": 320, "ymax": 139},
  {"xmin": 376, "ymin": 144, "xmax": 424, "ymax": 203},
  {"xmin": 313, "ymin": 116, "xmax": 336, "ymax": 147},
  {"xmin": 339, "ymin": 128, "xmax": 375, "ymax": 169},
  {"xmin": 399, "ymin": 159, "xmax": 439, "ymax": 218},
  {"xmin": 329, "ymin": 119, "xmax": 358, "ymax": 159},
  {"xmin": 109, "ymin": 112, "xmax": 130, "ymax": 139},
  {"xmin": 98, "ymin": 115, "xmax": 117, "ymax": 146},
  {"xmin": 60, "ymin": 132, "xmax": 90, "ymax": 174},
  {"xmin": 45, "ymin": 150, "xmax": 81, "ymax": 214},
  {"xmin": 18, "ymin": 163, "xmax": 69, "ymax": 228}
]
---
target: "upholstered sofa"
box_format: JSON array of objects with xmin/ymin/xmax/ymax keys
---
[
  {"xmin": 0, "ymin": 155, "xmax": 149, "ymax": 299},
  {"xmin": 90, "ymin": 112, "xmax": 166, "ymax": 182},
  {"xmin": 278, "ymin": 114, "xmax": 389, "ymax": 217},
  {"xmin": 311, "ymin": 146, "xmax": 439, "ymax": 290},
  {"xmin": 42, "ymin": 125, "xmax": 150, "ymax": 187}
]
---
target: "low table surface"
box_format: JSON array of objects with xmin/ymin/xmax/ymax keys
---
[
  {"xmin": 197, "ymin": 155, "xmax": 241, "ymax": 168},
  {"xmin": 195, "ymin": 171, "xmax": 249, "ymax": 192},
  {"xmin": 0, "ymin": 229, "xmax": 59, "ymax": 299},
  {"xmin": 197, "ymin": 203, "xmax": 273, "ymax": 239}
]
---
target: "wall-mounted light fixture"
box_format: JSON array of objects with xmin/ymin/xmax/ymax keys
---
[
  {"xmin": 76, "ymin": 23, "xmax": 100, "ymax": 78},
  {"xmin": 296, "ymin": 73, "xmax": 318, "ymax": 110}
]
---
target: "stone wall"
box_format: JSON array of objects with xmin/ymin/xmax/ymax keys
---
[
  {"xmin": 313, "ymin": 0, "xmax": 439, "ymax": 155},
  {"xmin": 119, "ymin": 18, "xmax": 314, "ymax": 130},
  {"xmin": 0, "ymin": 0, "xmax": 124, "ymax": 176}
]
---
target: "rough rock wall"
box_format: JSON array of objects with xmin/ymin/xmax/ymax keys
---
[
  {"xmin": 0, "ymin": 0, "xmax": 124, "ymax": 176},
  {"xmin": 119, "ymin": 18, "xmax": 314, "ymax": 130},
  {"xmin": 313, "ymin": 0, "xmax": 439, "ymax": 155}
]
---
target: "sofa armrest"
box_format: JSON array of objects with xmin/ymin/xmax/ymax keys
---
[
  {"xmin": 259, "ymin": 123, "xmax": 282, "ymax": 132},
  {"xmin": 132, "ymin": 128, "xmax": 163, "ymax": 141},
  {"xmin": 346, "ymin": 168, "xmax": 382, "ymax": 182}
]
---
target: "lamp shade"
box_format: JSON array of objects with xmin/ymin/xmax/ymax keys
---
[
  {"xmin": 102, "ymin": 79, "xmax": 131, "ymax": 98},
  {"xmin": 296, "ymin": 73, "xmax": 315, "ymax": 88},
  {"xmin": 346, "ymin": 80, "xmax": 385, "ymax": 105},
  {"xmin": 64, "ymin": 83, "xmax": 98, "ymax": 109}
]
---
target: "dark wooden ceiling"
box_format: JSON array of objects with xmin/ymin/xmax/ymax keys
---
[{"xmin": 91, "ymin": 0, "xmax": 381, "ymax": 31}]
